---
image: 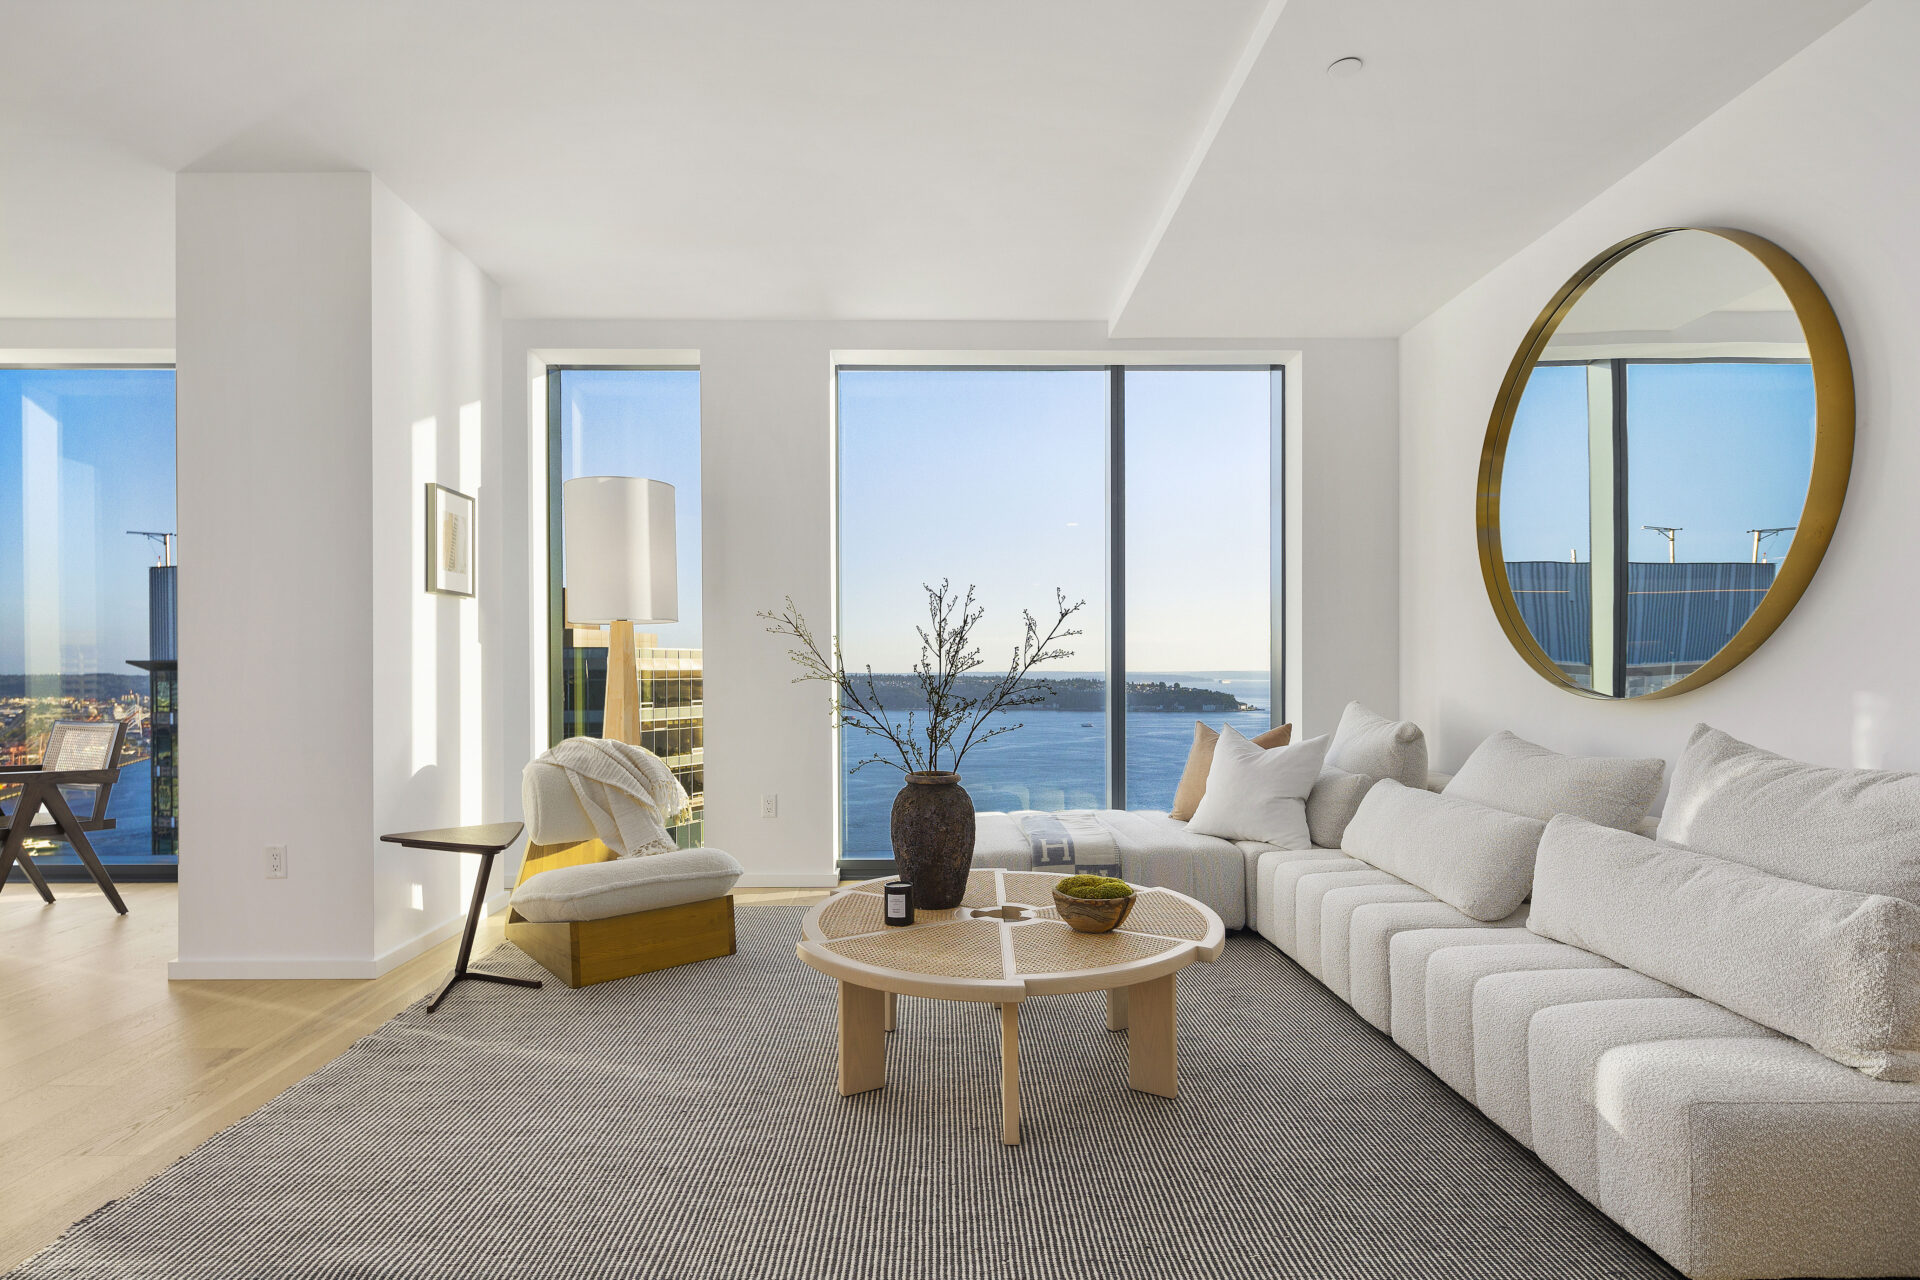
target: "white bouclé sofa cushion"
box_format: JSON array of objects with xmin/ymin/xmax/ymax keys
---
[
  {"xmin": 1304, "ymin": 765, "xmax": 1375, "ymax": 849},
  {"xmin": 511, "ymin": 847, "xmax": 743, "ymax": 923},
  {"xmin": 1592, "ymin": 1036, "xmax": 1920, "ymax": 1280},
  {"xmin": 1529, "ymin": 815, "xmax": 1920, "ymax": 1081},
  {"xmin": 1186, "ymin": 729, "xmax": 1329, "ymax": 848},
  {"xmin": 1423, "ymin": 941, "xmax": 1617, "ymax": 1102},
  {"xmin": 1326, "ymin": 701, "xmax": 1428, "ymax": 790},
  {"xmin": 1347, "ymin": 898, "xmax": 1527, "ymax": 1033},
  {"xmin": 1444, "ymin": 730, "xmax": 1663, "ymax": 831},
  {"xmin": 1341, "ymin": 779, "xmax": 1546, "ymax": 922},
  {"xmin": 1659, "ymin": 722, "xmax": 1920, "ymax": 905}
]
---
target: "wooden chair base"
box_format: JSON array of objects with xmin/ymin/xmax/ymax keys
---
[{"xmin": 506, "ymin": 894, "xmax": 737, "ymax": 988}]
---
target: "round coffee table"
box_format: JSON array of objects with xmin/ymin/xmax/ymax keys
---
[{"xmin": 797, "ymin": 868, "xmax": 1226, "ymax": 1145}]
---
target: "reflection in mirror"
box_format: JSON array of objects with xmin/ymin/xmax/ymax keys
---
[{"xmin": 1500, "ymin": 230, "xmax": 1819, "ymax": 698}]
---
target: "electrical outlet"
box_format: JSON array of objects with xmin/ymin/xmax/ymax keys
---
[
  {"xmin": 265, "ymin": 844, "xmax": 288, "ymax": 879},
  {"xmin": 760, "ymin": 793, "xmax": 778, "ymax": 819}
]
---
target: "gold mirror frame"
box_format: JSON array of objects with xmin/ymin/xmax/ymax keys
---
[{"xmin": 1477, "ymin": 227, "xmax": 1854, "ymax": 700}]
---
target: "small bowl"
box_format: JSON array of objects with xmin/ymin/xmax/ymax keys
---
[{"xmin": 1052, "ymin": 887, "xmax": 1137, "ymax": 933}]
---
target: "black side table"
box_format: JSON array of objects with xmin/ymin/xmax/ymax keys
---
[{"xmin": 380, "ymin": 822, "xmax": 541, "ymax": 1012}]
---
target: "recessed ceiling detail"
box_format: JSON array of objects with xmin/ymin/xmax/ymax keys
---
[{"xmin": 0, "ymin": 0, "xmax": 1865, "ymax": 328}]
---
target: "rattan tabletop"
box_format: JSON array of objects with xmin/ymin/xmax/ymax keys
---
[{"xmin": 797, "ymin": 869, "xmax": 1226, "ymax": 1003}]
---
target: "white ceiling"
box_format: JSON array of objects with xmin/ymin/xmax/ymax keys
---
[
  {"xmin": 0, "ymin": 0, "xmax": 1865, "ymax": 333},
  {"xmin": 1110, "ymin": 0, "xmax": 1863, "ymax": 337}
]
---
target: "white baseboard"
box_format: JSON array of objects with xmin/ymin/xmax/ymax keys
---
[
  {"xmin": 168, "ymin": 890, "xmax": 511, "ymax": 981},
  {"xmin": 371, "ymin": 889, "xmax": 511, "ymax": 976},
  {"xmin": 735, "ymin": 871, "xmax": 841, "ymax": 888}
]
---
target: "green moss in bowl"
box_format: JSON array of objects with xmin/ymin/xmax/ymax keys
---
[{"xmin": 1055, "ymin": 875, "xmax": 1136, "ymax": 899}]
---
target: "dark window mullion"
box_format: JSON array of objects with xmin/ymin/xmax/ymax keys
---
[
  {"xmin": 1107, "ymin": 366, "xmax": 1127, "ymax": 811},
  {"xmin": 1610, "ymin": 359, "xmax": 1630, "ymax": 698}
]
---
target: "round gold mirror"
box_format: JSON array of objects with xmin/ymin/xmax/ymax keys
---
[{"xmin": 1479, "ymin": 228, "xmax": 1853, "ymax": 699}]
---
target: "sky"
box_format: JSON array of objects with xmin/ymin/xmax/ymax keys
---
[
  {"xmin": 836, "ymin": 367, "xmax": 1273, "ymax": 674},
  {"xmin": 0, "ymin": 369, "xmax": 176, "ymax": 676},
  {"xmin": 1502, "ymin": 361, "xmax": 1816, "ymax": 565},
  {"xmin": 560, "ymin": 369, "xmax": 703, "ymax": 650}
]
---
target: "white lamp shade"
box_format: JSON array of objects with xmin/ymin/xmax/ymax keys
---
[{"xmin": 563, "ymin": 476, "xmax": 678, "ymax": 625}]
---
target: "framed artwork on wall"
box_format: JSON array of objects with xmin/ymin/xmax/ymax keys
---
[{"xmin": 426, "ymin": 482, "xmax": 475, "ymax": 597}]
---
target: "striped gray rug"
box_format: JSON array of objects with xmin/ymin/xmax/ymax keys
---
[{"xmin": 10, "ymin": 907, "xmax": 1677, "ymax": 1280}]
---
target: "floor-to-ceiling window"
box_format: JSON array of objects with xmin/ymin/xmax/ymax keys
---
[
  {"xmin": 1122, "ymin": 369, "xmax": 1274, "ymax": 808},
  {"xmin": 835, "ymin": 364, "xmax": 1281, "ymax": 863},
  {"xmin": 548, "ymin": 368, "xmax": 705, "ymax": 848},
  {"xmin": 1, "ymin": 368, "xmax": 178, "ymax": 877}
]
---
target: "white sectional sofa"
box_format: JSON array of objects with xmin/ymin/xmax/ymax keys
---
[
  {"xmin": 976, "ymin": 710, "xmax": 1920, "ymax": 1278},
  {"xmin": 974, "ymin": 702, "xmax": 1435, "ymax": 932},
  {"xmin": 1258, "ymin": 723, "xmax": 1920, "ymax": 1280}
]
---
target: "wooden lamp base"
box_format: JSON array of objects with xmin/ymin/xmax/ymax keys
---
[{"xmin": 603, "ymin": 618, "xmax": 641, "ymax": 744}]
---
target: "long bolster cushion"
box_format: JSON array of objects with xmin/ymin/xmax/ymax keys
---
[
  {"xmin": 511, "ymin": 847, "xmax": 743, "ymax": 923},
  {"xmin": 1443, "ymin": 729, "xmax": 1663, "ymax": 831},
  {"xmin": 1529, "ymin": 814, "xmax": 1920, "ymax": 1082},
  {"xmin": 1659, "ymin": 722, "xmax": 1920, "ymax": 905},
  {"xmin": 1341, "ymin": 779, "xmax": 1546, "ymax": 922}
]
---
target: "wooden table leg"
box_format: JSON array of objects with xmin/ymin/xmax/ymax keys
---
[
  {"xmin": 1126, "ymin": 973, "xmax": 1177, "ymax": 1098},
  {"xmin": 1000, "ymin": 1001, "xmax": 1021, "ymax": 1145},
  {"xmin": 838, "ymin": 981, "xmax": 887, "ymax": 1096},
  {"xmin": 1105, "ymin": 986, "xmax": 1129, "ymax": 1030},
  {"xmin": 885, "ymin": 990, "xmax": 897, "ymax": 1033}
]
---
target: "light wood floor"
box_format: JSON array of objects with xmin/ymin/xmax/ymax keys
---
[{"xmin": 0, "ymin": 880, "xmax": 832, "ymax": 1268}]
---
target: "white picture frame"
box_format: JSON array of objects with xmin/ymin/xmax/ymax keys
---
[{"xmin": 426, "ymin": 482, "xmax": 475, "ymax": 597}]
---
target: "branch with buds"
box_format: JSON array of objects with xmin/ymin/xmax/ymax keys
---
[{"xmin": 759, "ymin": 579, "xmax": 1084, "ymax": 776}]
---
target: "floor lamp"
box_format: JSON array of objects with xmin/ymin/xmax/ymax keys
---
[{"xmin": 562, "ymin": 477, "xmax": 678, "ymax": 745}]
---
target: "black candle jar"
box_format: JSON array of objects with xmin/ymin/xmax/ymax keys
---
[{"xmin": 884, "ymin": 880, "xmax": 914, "ymax": 927}]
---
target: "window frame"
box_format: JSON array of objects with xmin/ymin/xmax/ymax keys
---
[
  {"xmin": 1, "ymin": 361, "xmax": 180, "ymax": 882},
  {"xmin": 831, "ymin": 361, "xmax": 1285, "ymax": 867}
]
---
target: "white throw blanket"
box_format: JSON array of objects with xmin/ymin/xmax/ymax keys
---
[{"xmin": 528, "ymin": 737, "xmax": 689, "ymax": 857}]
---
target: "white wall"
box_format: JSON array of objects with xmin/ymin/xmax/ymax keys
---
[
  {"xmin": 368, "ymin": 182, "xmax": 506, "ymax": 965},
  {"xmin": 1399, "ymin": 0, "xmax": 1920, "ymax": 777},
  {"xmin": 501, "ymin": 321, "xmax": 1398, "ymax": 885},
  {"xmin": 173, "ymin": 173, "xmax": 504, "ymax": 978}
]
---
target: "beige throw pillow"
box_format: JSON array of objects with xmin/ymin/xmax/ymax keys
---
[{"xmin": 1170, "ymin": 720, "xmax": 1292, "ymax": 820}]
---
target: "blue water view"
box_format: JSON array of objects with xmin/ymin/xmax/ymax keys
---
[
  {"xmin": 842, "ymin": 672, "xmax": 1274, "ymax": 859},
  {"xmin": 16, "ymin": 756, "xmax": 164, "ymax": 867}
]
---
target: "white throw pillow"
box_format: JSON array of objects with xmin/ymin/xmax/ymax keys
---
[
  {"xmin": 1305, "ymin": 765, "xmax": 1376, "ymax": 849},
  {"xmin": 1530, "ymin": 815, "xmax": 1920, "ymax": 1082},
  {"xmin": 1445, "ymin": 730, "xmax": 1663, "ymax": 830},
  {"xmin": 1659, "ymin": 723, "xmax": 1920, "ymax": 905},
  {"xmin": 1327, "ymin": 701, "xmax": 1428, "ymax": 790},
  {"xmin": 1341, "ymin": 779, "xmax": 1546, "ymax": 921},
  {"xmin": 1186, "ymin": 728, "xmax": 1329, "ymax": 849}
]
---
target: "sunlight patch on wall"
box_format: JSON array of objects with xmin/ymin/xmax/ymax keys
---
[
  {"xmin": 458, "ymin": 400, "xmax": 483, "ymax": 823},
  {"xmin": 412, "ymin": 415, "xmax": 438, "ymax": 775}
]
